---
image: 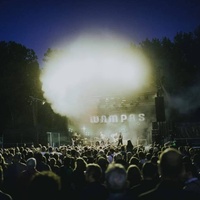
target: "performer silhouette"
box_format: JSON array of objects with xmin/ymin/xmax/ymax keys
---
[
  {"xmin": 100, "ymin": 132, "xmax": 105, "ymax": 145},
  {"xmin": 117, "ymin": 132, "xmax": 123, "ymax": 146}
]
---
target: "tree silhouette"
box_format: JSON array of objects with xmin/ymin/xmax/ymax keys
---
[{"xmin": 0, "ymin": 41, "xmax": 42, "ymax": 145}]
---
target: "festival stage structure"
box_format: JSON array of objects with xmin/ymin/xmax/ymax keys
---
[{"xmin": 67, "ymin": 91, "xmax": 168, "ymax": 146}]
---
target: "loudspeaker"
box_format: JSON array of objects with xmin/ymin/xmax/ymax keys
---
[
  {"xmin": 152, "ymin": 129, "xmax": 160, "ymax": 144},
  {"xmin": 155, "ymin": 96, "xmax": 165, "ymax": 122},
  {"xmin": 152, "ymin": 122, "xmax": 158, "ymax": 130}
]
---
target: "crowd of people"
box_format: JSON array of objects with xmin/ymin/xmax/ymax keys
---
[{"xmin": 0, "ymin": 137, "xmax": 199, "ymax": 200}]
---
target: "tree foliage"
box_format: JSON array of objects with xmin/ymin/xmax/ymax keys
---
[
  {"xmin": 139, "ymin": 25, "xmax": 200, "ymax": 122},
  {"xmin": 0, "ymin": 41, "xmax": 42, "ymax": 143}
]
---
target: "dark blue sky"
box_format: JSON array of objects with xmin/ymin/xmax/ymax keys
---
[{"xmin": 1, "ymin": 0, "xmax": 200, "ymax": 65}]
